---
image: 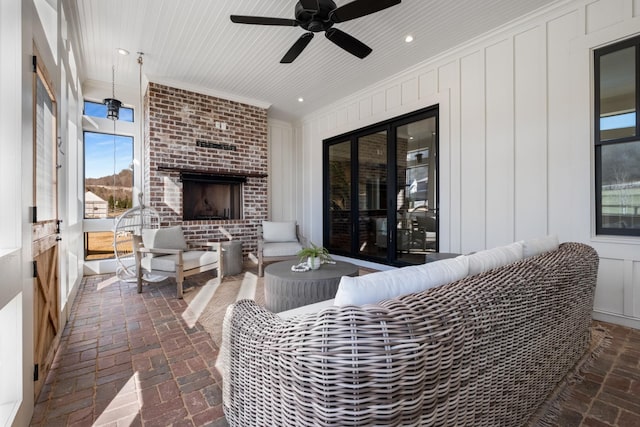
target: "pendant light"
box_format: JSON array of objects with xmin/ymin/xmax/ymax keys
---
[{"xmin": 103, "ymin": 65, "xmax": 122, "ymax": 120}]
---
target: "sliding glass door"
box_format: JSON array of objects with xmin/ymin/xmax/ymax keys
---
[
  {"xmin": 324, "ymin": 107, "xmax": 439, "ymax": 266},
  {"xmin": 395, "ymin": 116, "xmax": 438, "ymax": 263}
]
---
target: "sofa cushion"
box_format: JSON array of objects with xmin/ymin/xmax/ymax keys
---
[
  {"xmin": 334, "ymin": 256, "xmax": 469, "ymax": 306},
  {"xmin": 467, "ymin": 242, "xmax": 523, "ymax": 276},
  {"xmin": 263, "ymin": 241, "xmax": 303, "ymax": 257},
  {"xmin": 142, "ymin": 226, "xmax": 188, "ymax": 251},
  {"xmin": 141, "ymin": 250, "xmax": 218, "ymax": 272},
  {"xmin": 263, "ymin": 221, "xmax": 297, "ymax": 243},
  {"xmin": 522, "ymin": 235, "xmax": 559, "ymax": 258}
]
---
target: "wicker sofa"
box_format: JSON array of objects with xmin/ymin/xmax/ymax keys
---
[{"xmin": 222, "ymin": 242, "xmax": 598, "ymax": 426}]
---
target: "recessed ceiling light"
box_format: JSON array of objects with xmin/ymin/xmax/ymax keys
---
[
  {"xmin": 298, "ymin": 97, "xmax": 304, "ymax": 102},
  {"xmin": 405, "ymin": 35, "xmax": 414, "ymax": 43},
  {"xmin": 117, "ymin": 48, "xmax": 130, "ymax": 56}
]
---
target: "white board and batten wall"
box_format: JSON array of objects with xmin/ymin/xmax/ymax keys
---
[{"xmin": 269, "ymin": 0, "xmax": 640, "ymax": 329}]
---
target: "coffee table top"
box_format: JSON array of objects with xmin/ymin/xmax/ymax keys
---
[{"xmin": 264, "ymin": 260, "xmax": 358, "ymax": 281}]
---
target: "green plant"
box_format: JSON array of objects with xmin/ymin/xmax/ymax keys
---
[{"xmin": 297, "ymin": 242, "xmax": 332, "ymax": 263}]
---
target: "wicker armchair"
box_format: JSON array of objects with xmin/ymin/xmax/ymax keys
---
[{"xmin": 222, "ymin": 243, "xmax": 598, "ymax": 426}]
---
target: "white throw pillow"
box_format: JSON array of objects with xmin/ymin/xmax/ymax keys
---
[
  {"xmin": 334, "ymin": 256, "xmax": 469, "ymax": 306},
  {"xmin": 522, "ymin": 235, "xmax": 559, "ymax": 258},
  {"xmin": 142, "ymin": 226, "xmax": 188, "ymax": 250},
  {"xmin": 467, "ymin": 242, "xmax": 524, "ymax": 276},
  {"xmin": 262, "ymin": 221, "xmax": 297, "ymax": 243}
]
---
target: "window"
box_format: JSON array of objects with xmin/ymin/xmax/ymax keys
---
[
  {"xmin": 595, "ymin": 36, "xmax": 640, "ymax": 235},
  {"xmin": 324, "ymin": 107, "xmax": 439, "ymax": 266},
  {"xmin": 84, "ymin": 131, "xmax": 133, "ymax": 260},
  {"xmin": 83, "ymin": 100, "xmax": 134, "ymax": 122}
]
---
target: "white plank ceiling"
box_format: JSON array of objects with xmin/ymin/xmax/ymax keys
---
[{"xmin": 66, "ymin": 0, "xmax": 558, "ymax": 120}]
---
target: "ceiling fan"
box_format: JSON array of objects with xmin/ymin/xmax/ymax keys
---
[{"xmin": 230, "ymin": 0, "xmax": 401, "ymax": 63}]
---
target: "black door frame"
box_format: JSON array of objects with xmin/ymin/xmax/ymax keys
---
[{"xmin": 323, "ymin": 105, "xmax": 439, "ymax": 266}]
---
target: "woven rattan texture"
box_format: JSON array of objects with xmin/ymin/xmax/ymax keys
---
[{"xmin": 222, "ymin": 243, "xmax": 598, "ymax": 426}]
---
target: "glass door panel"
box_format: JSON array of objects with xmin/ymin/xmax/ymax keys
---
[
  {"xmin": 328, "ymin": 141, "xmax": 352, "ymax": 252},
  {"xmin": 357, "ymin": 131, "xmax": 388, "ymax": 259},
  {"xmin": 396, "ymin": 117, "xmax": 437, "ymax": 263}
]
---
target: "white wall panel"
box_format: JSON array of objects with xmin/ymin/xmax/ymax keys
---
[
  {"xmin": 268, "ymin": 120, "xmax": 295, "ymax": 221},
  {"xmin": 372, "ymin": 91, "xmax": 385, "ymax": 116},
  {"xmin": 547, "ymin": 11, "xmax": 580, "ymax": 242},
  {"xmin": 635, "ymin": 0, "xmax": 640, "ymax": 16},
  {"xmin": 401, "ymin": 78, "xmax": 419, "ymax": 106},
  {"xmin": 514, "ymin": 27, "xmax": 548, "ymax": 241},
  {"xmin": 359, "ymin": 98, "xmax": 372, "ymax": 120},
  {"xmin": 386, "ymin": 85, "xmax": 401, "ymax": 111},
  {"xmin": 595, "ymin": 258, "xmax": 625, "ymax": 314},
  {"xmin": 419, "ymin": 71, "xmax": 437, "ymax": 99},
  {"xmin": 586, "ymin": 0, "xmax": 625, "ymax": 33},
  {"xmin": 625, "ymin": 260, "xmax": 635, "ymax": 316},
  {"xmin": 317, "ymin": 114, "xmax": 328, "ymax": 135},
  {"xmin": 436, "ymin": 90, "xmax": 452, "ymax": 252},
  {"xmin": 347, "ymin": 103, "xmax": 358, "ymax": 123},
  {"xmin": 485, "ymin": 40, "xmax": 515, "ymax": 248},
  {"xmin": 438, "ymin": 61, "xmax": 462, "ymax": 253},
  {"xmin": 336, "ymin": 107, "xmax": 348, "ymax": 128},
  {"xmin": 327, "ymin": 111, "xmax": 337, "ymax": 132},
  {"xmin": 460, "ymin": 51, "xmax": 486, "ymax": 253},
  {"xmin": 634, "ymin": 261, "xmax": 640, "ymax": 317}
]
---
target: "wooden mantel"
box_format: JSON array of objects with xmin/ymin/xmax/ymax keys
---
[{"xmin": 156, "ymin": 165, "xmax": 268, "ymax": 179}]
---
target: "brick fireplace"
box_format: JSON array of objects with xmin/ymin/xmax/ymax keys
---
[{"xmin": 144, "ymin": 82, "xmax": 268, "ymax": 258}]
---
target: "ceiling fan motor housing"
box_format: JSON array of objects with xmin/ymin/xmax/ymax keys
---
[{"xmin": 295, "ymin": 0, "xmax": 337, "ymax": 32}]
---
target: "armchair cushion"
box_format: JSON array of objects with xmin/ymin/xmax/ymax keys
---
[
  {"xmin": 263, "ymin": 241, "xmax": 303, "ymax": 257},
  {"xmin": 141, "ymin": 250, "xmax": 219, "ymax": 273},
  {"xmin": 142, "ymin": 225, "xmax": 188, "ymax": 250},
  {"xmin": 262, "ymin": 221, "xmax": 297, "ymax": 243}
]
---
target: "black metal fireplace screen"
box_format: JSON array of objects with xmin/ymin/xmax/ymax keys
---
[{"xmin": 182, "ymin": 173, "xmax": 244, "ymax": 220}]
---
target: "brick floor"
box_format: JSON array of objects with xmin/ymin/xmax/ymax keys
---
[
  {"xmin": 31, "ymin": 274, "xmax": 228, "ymax": 427},
  {"xmin": 551, "ymin": 322, "xmax": 640, "ymax": 427},
  {"xmin": 31, "ymin": 274, "xmax": 640, "ymax": 426}
]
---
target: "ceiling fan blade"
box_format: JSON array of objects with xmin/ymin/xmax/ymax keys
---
[
  {"xmin": 230, "ymin": 15, "xmax": 298, "ymax": 26},
  {"xmin": 281, "ymin": 32, "xmax": 314, "ymax": 63},
  {"xmin": 325, "ymin": 28, "xmax": 372, "ymax": 59},
  {"xmin": 330, "ymin": 0, "xmax": 401, "ymax": 23},
  {"xmin": 299, "ymin": 0, "xmax": 319, "ymax": 12}
]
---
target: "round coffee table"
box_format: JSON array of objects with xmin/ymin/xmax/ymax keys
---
[{"xmin": 264, "ymin": 260, "xmax": 359, "ymax": 312}]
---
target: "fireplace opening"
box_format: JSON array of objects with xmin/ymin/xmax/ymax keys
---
[{"xmin": 182, "ymin": 173, "xmax": 244, "ymax": 221}]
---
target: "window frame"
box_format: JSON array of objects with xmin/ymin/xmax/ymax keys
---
[{"xmin": 594, "ymin": 35, "xmax": 640, "ymax": 236}]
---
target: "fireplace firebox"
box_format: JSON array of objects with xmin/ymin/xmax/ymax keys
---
[{"xmin": 182, "ymin": 173, "xmax": 244, "ymax": 221}]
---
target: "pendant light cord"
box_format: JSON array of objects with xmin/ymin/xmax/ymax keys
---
[
  {"xmin": 137, "ymin": 53, "xmax": 145, "ymax": 209},
  {"xmin": 112, "ymin": 65, "xmax": 117, "ymax": 213}
]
